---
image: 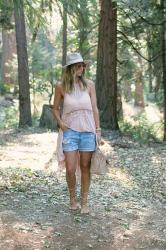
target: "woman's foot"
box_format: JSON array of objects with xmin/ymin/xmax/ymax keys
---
[
  {"xmin": 80, "ymin": 205, "xmax": 89, "ymax": 214},
  {"xmin": 81, "ymin": 192, "xmax": 89, "ymax": 214},
  {"xmin": 69, "ymin": 199, "xmax": 80, "ymax": 210}
]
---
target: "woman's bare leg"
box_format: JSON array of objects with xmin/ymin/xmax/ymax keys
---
[
  {"xmin": 79, "ymin": 152, "xmax": 93, "ymax": 214},
  {"xmin": 64, "ymin": 150, "xmax": 79, "ymax": 210}
]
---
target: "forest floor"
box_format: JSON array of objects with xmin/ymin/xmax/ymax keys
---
[
  {"xmin": 0, "ymin": 98, "xmax": 165, "ymax": 250},
  {"xmin": 0, "ymin": 126, "xmax": 166, "ymax": 250}
]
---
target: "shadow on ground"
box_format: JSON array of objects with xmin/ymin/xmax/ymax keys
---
[{"xmin": 0, "ymin": 128, "xmax": 166, "ymax": 250}]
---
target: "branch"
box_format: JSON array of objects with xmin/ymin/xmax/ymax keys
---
[
  {"xmin": 54, "ymin": 0, "xmax": 63, "ymax": 19},
  {"xmin": 82, "ymin": 44, "xmax": 97, "ymax": 57},
  {"xmin": 117, "ymin": 59, "xmax": 126, "ymax": 65},
  {"xmin": 86, "ymin": 23, "xmax": 98, "ymax": 35},
  {"xmin": 25, "ymin": 0, "xmax": 47, "ymax": 29},
  {"xmin": 118, "ymin": 21, "xmax": 142, "ymax": 49},
  {"xmin": 31, "ymin": 21, "xmax": 40, "ymax": 44},
  {"xmin": 118, "ymin": 8, "xmax": 142, "ymax": 48},
  {"xmin": 131, "ymin": 8, "xmax": 166, "ymax": 26},
  {"xmin": 119, "ymin": 0, "xmax": 166, "ymax": 26},
  {"xmin": 118, "ymin": 30, "xmax": 162, "ymax": 62}
]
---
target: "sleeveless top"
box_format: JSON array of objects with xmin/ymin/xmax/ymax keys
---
[{"xmin": 56, "ymin": 82, "xmax": 96, "ymax": 166}]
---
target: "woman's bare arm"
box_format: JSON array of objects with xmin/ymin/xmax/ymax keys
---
[
  {"xmin": 53, "ymin": 84, "xmax": 68, "ymax": 131},
  {"xmin": 89, "ymin": 81, "xmax": 100, "ymax": 129}
]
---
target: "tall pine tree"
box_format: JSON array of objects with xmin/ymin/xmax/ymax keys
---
[{"xmin": 13, "ymin": 0, "xmax": 32, "ymax": 127}]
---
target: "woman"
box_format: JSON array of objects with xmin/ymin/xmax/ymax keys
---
[{"xmin": 53, "ymin": 52, "xmax": 101, "ymax": 214}]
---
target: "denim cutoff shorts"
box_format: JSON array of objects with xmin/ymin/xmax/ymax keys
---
[{"xmin": 62, "ymin": 128, "xmax": 96, "ymax": 152}]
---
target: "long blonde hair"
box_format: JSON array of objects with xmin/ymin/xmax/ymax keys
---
[{"xmin": 62, "ymin": 64, "xmax": 87, "ymax": 93}]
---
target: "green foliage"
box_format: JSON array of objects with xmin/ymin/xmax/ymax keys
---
[
  {"xmin": 28, "ymin": 30, "xmax": 59, "ymax": 102},
  {"xmin": 0, "ymin": 105, "xmax": 19, "ymax": 129},
  {"xmin": 0, "ymin": 0, "xmax": 164, "ymax": 131},
  {"xmin": 31, "ymin": 113, "xmax": 40, "ymax": 127},
  {"xmin": 154, "ymin": 90, "xmax": 164, "ymax": 108},
  {"xmin": 58, "ymin": 0, "xmax": 99, "ymax": 57},
  {"xmin": 117, "ymin": 0, "xmax": 164, "ymax": 105},
  {"xmin": 24, "ymin": 0, "xmax": 51, "ymax": 33},
  {"xmin": 0, "ymin": 0, "xmax": 14, "ymax": 29},
  {"xmin": 146, "ymin": 90, "xmax": 164, "ymax": 108},
  {"xmin": 119, "ymin": 113, "xmax": 163, "ymax": 143},
  {"xmin": 0, "ymin": 83, "xmax": 12, "ymax": 95}
]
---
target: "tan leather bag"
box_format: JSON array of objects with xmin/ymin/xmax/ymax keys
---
[{"xmin": 90, "ymin": 147, "xmax": 110, "ymax": 175}]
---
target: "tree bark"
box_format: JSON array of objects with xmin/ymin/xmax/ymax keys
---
[
  {"xmin": 96, "ymin": 0, "xmax": 119, "ymax": 130},
  {"xmin": 39, "ymin": 104, "xmax": 58, "ymax": 131},
  {"xmin": 13, "ymin": 0, "xmax": 32, "ymax": 127},
  {"xmin": 123, "ymin": 80, "xmax": 132, "ymax": 102},
  {"xmin": 75, "ymin": 1, "xmax": 90, "ymax": 56},
  {"xmin": 147, "ymin": 31, "xmax": 153, "ymax": 93},
  {"xmin": 1, "ymin": 25, "xmax": 17, "ymax": 85},
  {"xmin": 134, "ymin": 55, "xmax": 144, "ymax": 107},
  {"xmin": 134, "ymin": 71, "xmax": 144, "ymax": 107},
  {"xmin": 161, "ymin": 0, "xmax": 166, "ymax": 140},
  {"xmin": 62, "ymin": 2, "xmax": 67, "ymax": 67}
]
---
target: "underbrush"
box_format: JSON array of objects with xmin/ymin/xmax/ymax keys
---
[
  {"xmin": 0, "ymin": 105, "xmax": 40, "ymax": 129},
  {"xmin": 119, "ymin": 114, "xmax": 163, "ymax": 143},
  {"xmin": 0, "ymin": 103, "xmax": 164, "ymax": 143},
  {"xmin": 0, "ymin": 105, "xmax": 19, "ymax": 129}
]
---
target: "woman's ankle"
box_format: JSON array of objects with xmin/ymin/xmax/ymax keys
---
[
  {"xmin": 70, "ymin": 198, "xmax": 79, "ymax": 210},
  {"xmin": 81, "ymin": 204, "xmax": 89, "ymax": 214},
  {"xmin": 81, "ymin": 192, "xmax": 89, "ymax": 210}
]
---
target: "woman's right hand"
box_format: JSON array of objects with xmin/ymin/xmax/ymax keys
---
[
  {"xmin": 59, "ymin": 121, "xmax": 69, "ymax": 131},
  {"xmin": 96, "ymin": 131, "xmax": 101, "ymax": 145}
]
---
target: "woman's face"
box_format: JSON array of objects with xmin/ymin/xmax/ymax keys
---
[{"xmin": 74, "ymin": 62, "xmax": 86, "ymax": 77}]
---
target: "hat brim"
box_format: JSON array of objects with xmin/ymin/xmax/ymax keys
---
[{"xmin": 62, "ymin": 60, "xmax": 91, "ymax": 68}]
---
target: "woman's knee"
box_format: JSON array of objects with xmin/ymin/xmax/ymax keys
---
[
  {"xmin": 66, "ymin": 166, "xmax": 76, "ymax": 176},
  {"xmin": 80, "ymin": 162, "xmax": 91, "ymax": 172}
]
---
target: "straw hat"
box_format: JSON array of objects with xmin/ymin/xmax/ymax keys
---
[{"xmin": 62, "ymin": 52, "xmax": 90, "ymax": 68}]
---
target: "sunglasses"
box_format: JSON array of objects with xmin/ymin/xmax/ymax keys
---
[{"xmin": 76, "ymin": 63, "xmax": 86, "ymax": 69}]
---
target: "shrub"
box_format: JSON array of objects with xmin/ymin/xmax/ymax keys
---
[{"xmin": 119, "ymin": 114, "xmax": 163, "ymax": 143}]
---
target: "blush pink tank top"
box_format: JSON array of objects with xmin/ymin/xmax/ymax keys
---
[
  {"xmin": 56, "ymin": 82, "xmax": 96, "ymax": 166},
  {"xmin": 62, "ymin": 83, "xmax": 96, "ymax": 132}
]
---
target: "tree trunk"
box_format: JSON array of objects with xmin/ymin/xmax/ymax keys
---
[
  {"xmin": 161, "ymin": 0, "xmax": 166, "ymax": 140},
  {"xmin": 62, "ymin": 2, "xmax": 67, "ymax": 67},
  {"xmin": 1, "ymin": 26, "xmax": 17, "ymax": 85},
  {"xmin": 39, "ymin": 105, "xmax": 58, "ymax": 131},
  {"xmin": 134, "ymin": 71, "xmax": 144, "ymax": 107},
  {"xmin": 96, "ymin": 0, "xmax": 119, "ymax": 130},
  {"xmin": 148, "ymin": 60, "xmax": 153, "ymax": 93},
  {"xmin": 147, "ymin": 32, "xmax": 153, "ymax": 93},
  {"xmin": 134, "ymin": 56, "xmax": 144, "ymax": 107},
  {"xmin": 13, "ymin": 0, "xmax": 32, "ymax": 127},
  {"xmin": 77, "ymin": 1, "xmax": 90, "ymax": 56},
  {"xmin": 123, "ymin": 80, "xmax": 132, "ymax": 102}
]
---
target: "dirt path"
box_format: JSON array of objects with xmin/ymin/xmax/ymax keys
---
[{"xmin": 0, "ymin": 128, "xmax": 166, "ymax": 250}]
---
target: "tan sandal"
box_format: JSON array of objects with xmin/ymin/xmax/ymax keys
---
[
  {"xmin": 69, "ymin": 202, "xmax": 80, "ymax": 211},
  {"xmin": 81, "ymin": 192, "xmax": 90, "ymax": 214}
]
